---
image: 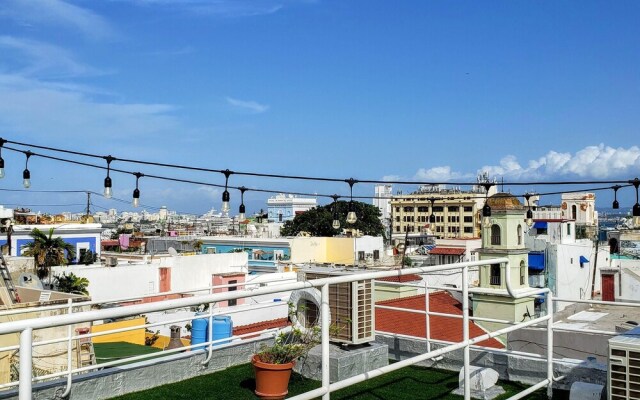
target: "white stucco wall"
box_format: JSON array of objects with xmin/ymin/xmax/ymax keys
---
[{"xmin": 51, "ymin": 253, "xmax": 249, "ymax": 303}]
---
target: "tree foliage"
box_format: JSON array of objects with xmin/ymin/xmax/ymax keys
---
[
  {"xmin": 280, "ymin": 201, "xmax": 385, "ymax": 237},
  {"xmin": 21, "ymin": 228, "xmax": 76, "ymax": 279},
  {"xmin": 54, "ymin": 272, "xmax": 90, "ymax": 295}
]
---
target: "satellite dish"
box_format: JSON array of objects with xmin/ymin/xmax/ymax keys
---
[
  {"xmin": 18, "ymin": 273, "xmax": 43, "ymax": 290},
  {"xmin": 168, "ymin": 247, "xmax": 179, "ymax": 257}
]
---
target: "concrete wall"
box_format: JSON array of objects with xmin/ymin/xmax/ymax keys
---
[
  {"xmin": 377, "ymin": 334, "xmax": 606, "ymax": 391},
  {"xmin": 0, "ymin": 338, "xmax": 272, "ymax": 400}
]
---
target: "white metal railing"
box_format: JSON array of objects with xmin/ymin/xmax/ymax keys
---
[{"xmin": 0, "ymin": 258, "xmax": 561, "ymax": 400}]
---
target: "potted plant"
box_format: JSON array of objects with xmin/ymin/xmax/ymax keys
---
[{"xmin": 252, "ymin": 305, "xmax": 320, "ymax": 400}]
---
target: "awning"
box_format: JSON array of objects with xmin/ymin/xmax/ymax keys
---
[
  {"xmin": 533, "ymin": 221, "xmax": 547, "ymax": 229},
  {"xmin": 528, "ymin": 252, "xmax": 545, "ymax": 271},
  {"xmin": 580, "ymin": 256, "xmax": 589, "ymax": 264}
]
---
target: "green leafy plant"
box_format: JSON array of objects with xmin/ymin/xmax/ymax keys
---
[
  {"xmin": 54, "ymin": 272, "xmax": 90, "ymax": 295},
  {"xmin": 255, "ymin": 301, "xmax": 320, "ymax": 365}
]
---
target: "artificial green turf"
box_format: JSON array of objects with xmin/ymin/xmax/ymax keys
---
[
  {"xmin": 93, "ymin": 342, "xmax": 161, "ymax": 364},
  {"xmin": 110, "ymin": 362, "xmax": 567, "ymax": 400}
]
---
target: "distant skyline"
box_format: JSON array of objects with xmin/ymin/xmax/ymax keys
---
[{"xmin": 1, "ymin": 1, "xmax": 639, "ymax": 215}]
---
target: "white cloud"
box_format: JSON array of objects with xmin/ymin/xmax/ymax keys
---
[
  {"xmin": 414, "ymin": 166, "xmax": 466, "ymax": 181},
  {"xmin": 121, "ymin": 0, "xmax": 290, "ymax": 18},
  {"xmin": 226, "ymin": 97, "xmax": 269, "ymax": 114},
  {"xmin": 0, "ymin": 0, "xmax": 116, "ymax": 40},
  {"xmin": 0, "ymin": 73, "xmax": 178, "ymax": 140},
  {"xmin": 0, "ymin": 36, "xmax": 104, "ymax": 78},
  {"xmin": 477, "ymin": 144, "xmax": 640, "ymax": 180}
]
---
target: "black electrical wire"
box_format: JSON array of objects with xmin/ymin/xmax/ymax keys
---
[{"xmin": 4, "ymin": 138, "xmax": 633, "ymax": 187}]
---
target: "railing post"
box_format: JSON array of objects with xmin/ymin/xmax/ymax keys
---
[
  {"xmin": 547, "ymin": 291, "xmax": 554, "ymax": 399},
  {"xmin": 19, "ymin": 327, "xmax": 33, "ymax": 400},
  {"xmin": 462, "ymin": 265, "xmax": 470, "ymax": 400},
  {"xmin": 321, "ymin": 284, "xmax": 330, "ymax": 400},
  {"xmin": 424, "ymin": 279, "xmax": 430, "ymax": 353},
  {"xmin": 57, "ymin": 298, "xmax": 74, "ymax": 398}
]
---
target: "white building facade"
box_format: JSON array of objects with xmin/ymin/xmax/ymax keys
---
[{"xmin": 267, "ymin": 194, "xmax": 317, "ymax": 223}]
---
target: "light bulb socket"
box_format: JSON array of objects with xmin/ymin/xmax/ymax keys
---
[
  {"xmin": 0, "ymin": 156, "xmax": 4, "ymax": 169},
  {"xmin": 633, "ymin": 203, "xmax": 640, "ymax": 218},
  {"xmin": 239, "ymin": 204, "xmax": 246, "ymax": 214},
  {"xmin": 613, "ymin": 200, "xmax": 619, "ymax": 209},
  {"xmin": 23, "ymin": 168, "xmax": 30, "ymax": 180},
  {"xmin": 482, "ymin": 203, "xmax": 491, "ymax": 218},
  {"xmin": 222, "ymin": 190, "xmax": 230, "ymax": 202},
  {"xmin": 429, "ymin": 214, "xmax": 436, "ymax": 223},
  {"xmin": 104, "ymin": 176, "xmax": 112, "ymax": 189}
]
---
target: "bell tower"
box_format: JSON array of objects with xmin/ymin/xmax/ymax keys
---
[{"xmin": 473, "ymin": 193, "xmax": 534, "ymax": 342}]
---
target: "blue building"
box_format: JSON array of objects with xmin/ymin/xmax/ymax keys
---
[
  {"xmin": 200, "ymin": 237, "xmax": 291, "ymax": 271},
  {"xmin": 1, "ymin": 223, "xmax": 103, "ymax": 263},
  {"xmin": 267, "ymin": 194, "xmax": 317, "ymax": 223}
]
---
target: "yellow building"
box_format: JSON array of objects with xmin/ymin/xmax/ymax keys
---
[{"xmin": 390, "ymin": 180, "xmax": 497, "ymax": 240}]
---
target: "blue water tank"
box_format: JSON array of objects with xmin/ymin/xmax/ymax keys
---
[
  {"xmin": 190, "ymin": 313, "xmax": 209, "ymax": 351},
  {"xmin": 212, "ymin": 315, "xmax": 233, "ymax": 345}
]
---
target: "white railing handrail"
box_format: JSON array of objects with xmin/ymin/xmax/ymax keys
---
[{"xmin": 0, "ymin": 258, "xmax": 509, "ymax": 335}]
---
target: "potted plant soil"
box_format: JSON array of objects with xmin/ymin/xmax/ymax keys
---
[{"xmin": 252, "ymin": 312, "xmax": 320, "ymax": 399}]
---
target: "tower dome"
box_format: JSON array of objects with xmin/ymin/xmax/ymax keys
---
[{"xmin": 486, "ymin": 193, "xmax": 524, "ymax": 211}]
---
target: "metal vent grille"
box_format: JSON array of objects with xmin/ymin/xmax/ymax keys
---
[{"xmin": 610, "ymin": 347, "xmax": 640, "ymax": 399}]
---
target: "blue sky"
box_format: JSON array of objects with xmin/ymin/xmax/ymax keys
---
[{"xmin": 0, "ymin": 0, "xmax": 639, "ymax": 215}]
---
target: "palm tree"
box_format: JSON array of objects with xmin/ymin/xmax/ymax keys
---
[
  {"xmin": 22, "ymin": 228, "xmax": 76, "ymax": 281},
  {"xmin": 54, "ymin": 272, "xmax": 89, "ymax": 295}
]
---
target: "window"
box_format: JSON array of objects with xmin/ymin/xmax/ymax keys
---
[
  {"xmin": 491, "ymin": 225, "xmax": 501, "ymax": 245},
  {"xmin": 464, "ymin": 227, "xmax": 473, "ymax": 233},
  {"xmin": 567, "ymin": 223, "xmax": 571, "ymax": 236},
  {"xmin": 464, "ymin": 206, "xmax": 473, "ymax": 212},
  {"xmin": 373, "ymin": 250, "xmax": 380, "ymax": 260},
  {"xmin": 358, "ymin": 251, "xmax": 365, "ymax": 261},
  {"xmin": 520, "ymin": 261, "xmax": 526, "ymax": 285},
  {"xmin": 228, "ymin": 280, "xmax": 237, "ymax": 306},
  {"xmin": 433, "ymin": 206, "xmax": 444, "ymax": 212},
  {"xmin": 448, "ymin": 216, "xmax": 459, "ymax": 223},
  {"xmin": 418, "ymin": 206, "xmax": 429, "ymax": 212},
  {"xmin": 206, "ymin": 247, "xmax": 217, "ymax": 254},
  {"xmin": 404, "ymin": 206, "xmax": 414, "ymax": 212},
  {"xmin": 396, "ymin": 226, "xmax": 400, "ymax": 232},
  {"xmin": 448, "ymin": 206, "xmax": 459, "ymax": 212},
  {"xmin": 490, "ymin": 264, "xmax": 501, "ymax": 286},
  {"xmin": 463, "ymin": 216, "xmax": 473, "ymax": 223},
  {"xmin": 278, "ymin": 213, "xmax": 283, "ymax": 222},
  {"xmin": 395, "ymin": 207, "xmax": 400, "ymax": 212},
  {"xmin": 396, "ymin": 216, "xmax": 400, "ymax": 222},
  {"xmin": 517, "ymin": 225, "xmax": 522, "ymax": 245},
  {"xmin": 571, "ymin": 205, "xmax": 577, "ymax": 220}
]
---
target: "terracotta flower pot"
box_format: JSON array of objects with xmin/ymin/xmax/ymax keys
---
[{"xmin": 252, "ymin": 355, "xmax": 295, "ymax": 400}]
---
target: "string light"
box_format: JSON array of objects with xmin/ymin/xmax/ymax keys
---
[
  {"xmin": 22, "ymin": 151, "xmax": 33, "ymax": 189},
  {"xmin": 523, "ymin": 193, "xmax": 534, "ymax": 227},
  {"xmin": 103, "ymin": 155, "xmax": 115, "ymax": 199},
  {"xmin": 221, "ymin": 169, "xmax": 232, "ymax": 215},
  {"xmin": 0, "ymin": 138, "xmax": 6, "ymax": 179},
  {"xmin": 631, "ymin": 178, "xmax": 640, "ymax": 226},
  {"xmin": 346, "ymin": 178, "xmax": 358, "ymax": 224},
  {"xmin": 612, "ymin": 185, "xmax": 621, "ymax": 209},
  {"xmin": 481, "ymin": 183, "xmax": 493, "ymax": 226},
  {"xmin": 132, "ymin": 172, "xmax": 143, "ymax": 208},
  {"xmin": 428, "ymin": 197, "xmax": 436, "ymax": 223},
  {"xmin": 238, "ymin": 186, "xmax": 247, "ymax": 221},
  {"xmin": 331, "ymin": 195, "xmax": 340, "ymax": 229}
]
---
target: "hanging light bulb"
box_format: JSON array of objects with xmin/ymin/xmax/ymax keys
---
[
  {"xmin": 482, "ymin": 203, "xmax": 491, "ymax": 226},
  {"xmin": 331, "ymin": 195, "xmax": 340, "ymax": 229},
  {"xmin": 22, "ymin": 151, "xmax": 32, "ymax": 189},
  {"xmin": 428, "ymin": 197, "xmax": 436, "ymax": 224},
  {"xmin": 345, "ymin": 178, "xmax": 358, "ymax": 224},
  {"xmin": 238, "ymin": 187, "xmax": 247, "ymax": 220},
  {"xmin": 612, "ymin": 185, "xmax": 621, "ymax": 209},
  {"xmin": 524, "ymin": 193, "xmax": 534, "ymax": 227},
  {"xmin": 103, "ymin": 155, "xmax": 115, "ymax": 199},
  {"xmin": 632, "ymin": 178, "xmax": 640, "ymax": 226},
  {"xmin": 0, "ymin": 139, "xmax": 6, "ymax": 179},
  {"xmin": 132, "ymin": 172, "xmax": 142, "ymax": 207},
  {"xmin": 346, "ymin": 201, "xmax": 357, "ymax": 224},
  {"xmin": 221, "ymin": 169, "xmax": 232, "ymax": 214}
]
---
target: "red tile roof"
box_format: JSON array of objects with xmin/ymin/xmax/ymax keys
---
[
  {"xmin": 233, "ymin": 318, "xmax": 289, "ymax": 339},
  {"xmin": 377, "ymin": 274, "xmax": 423, "ymax": 283},
  {"xmin": 376, "ymin": 293, "xmax": 503, "ymax": 349},
  {"xmin": 429, "ymin": 248, "xmax": 466, "ymax": 256}
]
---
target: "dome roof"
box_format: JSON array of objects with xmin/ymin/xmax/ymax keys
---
[{"xmin": 486, "ymin": 192, "xmax": 524, "ymax": 211}]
